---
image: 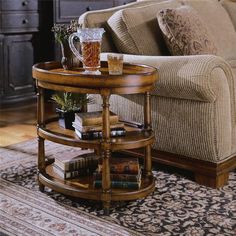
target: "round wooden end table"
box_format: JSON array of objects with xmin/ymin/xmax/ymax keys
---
[{"xmin": 32, "ymin": 61, "xmax": 158, "ymax": 214}]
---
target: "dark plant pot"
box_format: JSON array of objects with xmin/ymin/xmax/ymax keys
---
[{"xmin": 56, "ymin": 108, "xmax": 78, "ymax": 130}]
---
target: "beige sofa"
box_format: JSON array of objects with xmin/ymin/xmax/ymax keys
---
[{"xmin": 79, "ymin": 0, "xmax": 236, "ymax": 187}]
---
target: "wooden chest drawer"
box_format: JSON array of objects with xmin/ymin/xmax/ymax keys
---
[
  {"xmin": 55, "ymin": 0, "xmax": 114, "ymax": 23},
  {"xmin": 0, "ymin": 0, "xmax": 38, "ymax": 11},
  {"xmin": 0, "ymin": 13, "xmax": 39, "ymax": 33}
]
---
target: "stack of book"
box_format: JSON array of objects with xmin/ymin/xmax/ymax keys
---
[
  {"xmin": 52, "ymin": 149, "xmax": 99, "ymax": 179},
  {"xmin": 73, "ymin": 111, "xmax": 126, "ymax": 140},
  {"xmin": 93, "ymin": 157, "xmax": 141, "ymax": 189}
]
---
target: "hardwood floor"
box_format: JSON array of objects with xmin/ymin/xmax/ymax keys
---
[{"xmin": 0, "ymin": 102, "xmax": 55, "ymax": 147}]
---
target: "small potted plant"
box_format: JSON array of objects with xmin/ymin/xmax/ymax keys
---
[
  {"xmin": 51, "ymin": 20, "xmax": 81, "ymax": 70},
  {"xmin": 51, "ymin": 92, "xmax": 92, "ymax": 130}
]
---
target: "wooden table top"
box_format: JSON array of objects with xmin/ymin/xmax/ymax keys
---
[{"xmin": 32, "ymin": 61, "xmax": 158, "ymax": 95}]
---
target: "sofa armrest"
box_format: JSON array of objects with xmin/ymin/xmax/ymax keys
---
[{"xmin": 101, "ymin": 53, "xmax": 234, "ymax": 103}]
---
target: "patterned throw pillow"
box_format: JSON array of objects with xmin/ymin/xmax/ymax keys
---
[{"xmin": 157, "ymin": 6, "xmax": 217, "ymax": 56}]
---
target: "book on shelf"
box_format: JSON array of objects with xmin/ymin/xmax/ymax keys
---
[
  {"xmin": 72, "ymin": 121, "xmax": 125, "ymax": 133},
  {"xmin": 98, "ymin": 157, "xmax": 140, "ymax": 174},
  {"xmin": 74, "ymin": 111, "xmax": 119, "ymax": 126},
  {"xmin": 52, "ymin": 164, "xmax": 91, "ymax": 179},
  {"xmin": 53, "ymin": 149, "xmax": 99, "ymax": 171},
  {"xmin": 93, "ymin": 169, "xmax": 141, "ymax": 182},
  {"xmin": 94, "ymin": 180, "xmax": 141, "ymax": 189},
  {"xmin": 74, "ymin": 127, "xmax": 126, "ymax": 140}
]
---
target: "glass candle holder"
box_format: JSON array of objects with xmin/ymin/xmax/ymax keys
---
[{"xmin": 107, "ymin": 53, "xmax": 123, "ymax": 75}]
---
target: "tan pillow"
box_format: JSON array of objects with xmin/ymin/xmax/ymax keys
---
[
  {"xmin": 157, "ymin": 6, "xmax": 217, "ymax": 56},
  {"xmin": 107, "ymin": 1, "xmax": 181, "ymax": 56}
]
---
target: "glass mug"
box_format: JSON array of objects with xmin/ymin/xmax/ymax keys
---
[{"xmin": 69, "ymin": 28, "xmax": 105, "ymax": 75}]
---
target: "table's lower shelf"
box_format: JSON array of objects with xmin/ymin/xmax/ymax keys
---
[{"xmin": 38, "ymin": 164, "xmax": 155, "ymax": 202}]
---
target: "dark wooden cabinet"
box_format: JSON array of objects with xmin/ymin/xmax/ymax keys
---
[{"xmin": 0, "ymin": 0, "xmax": 38, "ymax": 107}]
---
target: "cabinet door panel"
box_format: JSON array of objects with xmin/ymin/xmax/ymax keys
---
[
  {"xmin": 4, "ymin": 35, "xmax": 34, "ymax": 95},
  {"xmin": 55, "ymin": 0, "xmax": 113, "ymax": 23}
]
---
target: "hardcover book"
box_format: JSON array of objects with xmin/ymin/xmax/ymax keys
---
[
  {"xmin": 52, "ymin": 164, "xmax": 90, "ymax": 179},
  {"xmin": 93, "ymin": 169, "xmax": 141, "ymax": 182},
  {"xmin": 72, "ymin": 121, "xmax": 125, "ymax": 133},
  {"xmin": 74, "ymin": 128, "xmax": 126, "ymax": 140},
  {"xmin": 53, "ymin": 149, "xmax": 99, "ymax": 171},
  {"xmin": 74, "ymin": 111, "xmax": 119, "ymax": 126},
  {"xmin": 98, "ymin": 157, "xmax": 140, "ymax": 174},
  {"xmin": 94, "ymin": 180, "xmax": 141, "ymax": 189}
]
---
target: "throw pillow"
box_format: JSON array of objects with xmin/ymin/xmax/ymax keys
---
[
  {"xmin": 106, "ymin": 1, "xmax": 181, "ymax": 56},
  {"xmin": 157, "ymin": 6, "xmax": 217, "ymax": 56}
]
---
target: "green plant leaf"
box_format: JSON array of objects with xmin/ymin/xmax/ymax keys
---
[{"xmin": 51, "ymin": 92, "xmax": 93, "ymax": 112}]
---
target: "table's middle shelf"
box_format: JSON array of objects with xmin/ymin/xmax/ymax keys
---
[{"xmin": 38, "ymin": 120, "xmax": 155, "ymax": 151}]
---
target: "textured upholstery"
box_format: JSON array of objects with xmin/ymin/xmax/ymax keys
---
[
  {"xmin": 228, "ymin": 65, "xmax": 236, "ymax": 154},
  {"xmin": 121, "ymin": 54, "xmax": 236, "ymax": 160},
  {"xmin": 80, "ymin": 0, "xmax": 236, "ymax": 163}
]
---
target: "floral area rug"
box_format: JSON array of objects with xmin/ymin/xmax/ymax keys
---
[{"xmin": 0, "ymin": 139, "xmax": 236, "ymax": 236}]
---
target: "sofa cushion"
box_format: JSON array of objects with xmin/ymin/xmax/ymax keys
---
[
  {"xmin": 157, "ymin": 6, "xmax": 217, "ymax": 56},
  {"xmin": 107, "ymin": 0, "xmax": 181, "ymax": 55},
  {"xmin": 180, "ymin": 0, "xmax": 236, "ymax": 61},
  {"xmin": 221, "ymin": 0, "xmax": 236, "ymax": 31}
]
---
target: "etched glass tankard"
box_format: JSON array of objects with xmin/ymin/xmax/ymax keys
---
[{"xmin": 69, "ymin": 28, "xmax": 105, "ymax": 74}]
